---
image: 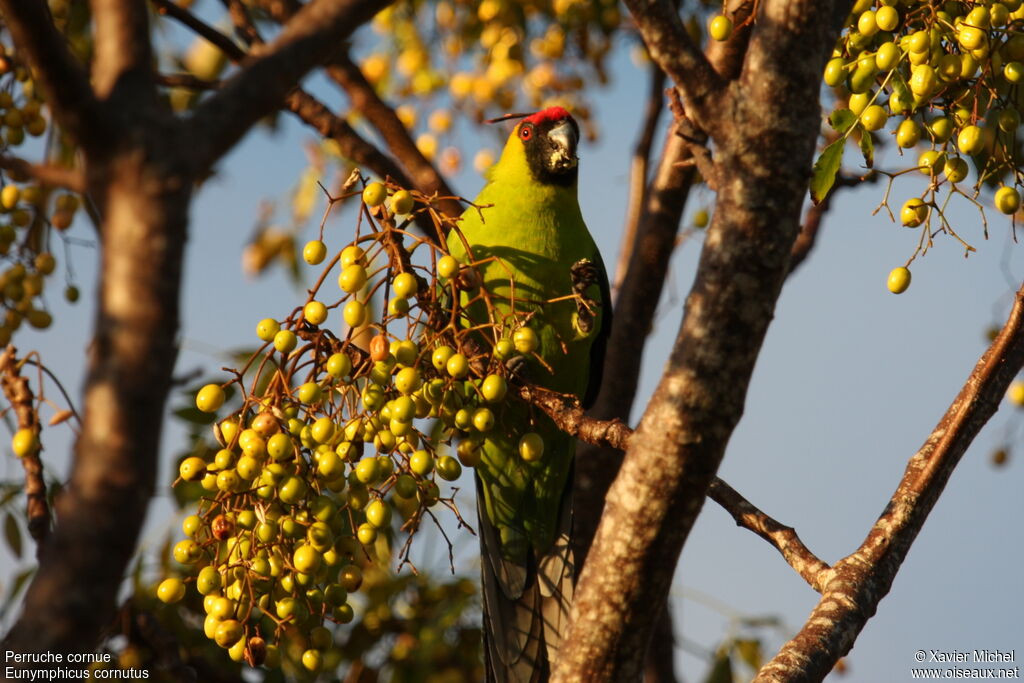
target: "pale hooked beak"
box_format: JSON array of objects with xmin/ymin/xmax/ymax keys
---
[{"xmin": 547, "ymin": 119, "xmax": 578, "ymax": 171}]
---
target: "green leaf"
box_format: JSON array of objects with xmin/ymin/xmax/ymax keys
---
[
  {"xmin": 858, "ymin": 131, "xmax": 875, "ymax": 168},
  {"xmin": 703, "ymin": 650, "xmax": 733, "ymax": 683},
  {"xmin": 0, "ymin": 568, "xmax": 35, "ymax": 621},
  {"xmin": 173, "ymin": 405, "xmax": 217, "ymax": 425},
  {"xmin": 0, "ymin": 482, "xmax": 23, "ymax": 508},
  {"xmin": 828, "ymin": 108, "xmax": 857, "ymax": 133},
  {"xmin": 810, "ymin": 137, "xmax": 845, "ymax": 204},
  {"xmin": 4, "ymin": 512, "xmax": 21, "ymax": 559},
  {"xmin": 735, "ymin": 638, "xmax": 763, "ymax": 671}
]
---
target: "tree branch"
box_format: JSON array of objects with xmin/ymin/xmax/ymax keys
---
[
  {"xmin": 282, "ymin": 90, "xmax": 442, "ymax": 243},
  {"xmin": 325, "ymin": 54, "xmax": 462, "ymax": 218},
  {"xmin": 0, "ymin": 156, "xmax": 85, "ymax": 193},
  {"xmin": 707, "ymin": 479, "xmax": 831, "ymax": 591},
  {"xmin": 522, "ymin": 383, "xmax": 830, "ymax": 593},
  {"xmin": 0, "ymin": 0, "xmax": 102, "ymax": 146},
  {"xmin": 153, "ymin": 0, "xmax": 442, "ymax": 239},
  {"xmin": 613, "ymin": 64, "xmax": 665, "ymax": 294},
  {"xmin": 757, "ymin": 281, "xmax": 1024, "ymax": 681},
  {"xmin": 621, "ymin": 0, "xmax": 726, "ymax": 135},
  {"xmin": 91, "ymin": 0, "xmax": 157, "ymax": 106},
  {"xmin": 183, "ymin": 0, "xmax": 392, "ymax": 175},
  {"xmin": 0, "ymin": 346, "xmax": 50, "ymax": 554}
]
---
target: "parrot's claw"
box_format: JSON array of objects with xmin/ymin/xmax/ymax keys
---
[
  {"xmin": 505, "ymin": 354, "xmax": 529, "ymax": 381},
  {"xmin": 570, "ymin": 258, "xmax": 600, "ymax": 335},
  {"xmin": 570, "ymin": 259, "xmax": 599, "ymax": 295}
]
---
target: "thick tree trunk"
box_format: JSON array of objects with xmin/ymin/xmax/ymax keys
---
[
  {"xmin": 4, "ymin": 136, "xmax": 191, "ymax": 654},
  {"xmin": 553, "ymin": 1, "xmax": 846, "ymax": 679}
]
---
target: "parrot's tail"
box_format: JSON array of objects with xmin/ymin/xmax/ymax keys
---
[{"xmin": 478, "ymin": 478, "xmax": 575, "ymax": 683}]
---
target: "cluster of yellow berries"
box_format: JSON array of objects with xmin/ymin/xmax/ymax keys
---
[
  {"xmin": 813, "ymin": 1, "xmax": 1024, "ymax": 294},
  {"xmin": 160, "ymin": 183, "xmax": 545, "ymax": 671}
]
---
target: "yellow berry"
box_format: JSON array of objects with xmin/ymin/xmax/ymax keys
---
[
  {"xmin": 11, "ymin": 428, "xmax": 39, "ymax": 457},
  {"xmin": 362, "ymin": 182, "xmax": 387, "ymax": 207},
  {"xmin": 156, "ymin": 578, "xmax": 186, "ymax": 604},
  {"xmin": 887, "ymin": 266, "xmax": 911, "ymax": 294},
  {"xmin": 708, "ymin": 14, "xmax": 732, "ymax": 41},
  {"xmin": 196, "ymin": 384, "xmax": 226, "ymax": 413},
  {"xmin": 303, "ymin": 240, "xmax": 327, "ymax": 265}
]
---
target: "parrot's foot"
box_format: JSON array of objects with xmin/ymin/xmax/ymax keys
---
[
  {"xmin": 570, "ymin": 258, "xmax": 600, "ymax": 335},
  {"xmin": 505, "ymin": 354, "xmax": 529, "ymax": 381}
]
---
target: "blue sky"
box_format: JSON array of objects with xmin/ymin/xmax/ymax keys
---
[{"xmin": 1, "ymin": 11, "xmax": 1022, "ymax": 682}]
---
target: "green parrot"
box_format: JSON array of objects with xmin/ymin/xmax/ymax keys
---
[{"xmin": 447, "ymin": 107, "xmax": 610, "ymax": 682}]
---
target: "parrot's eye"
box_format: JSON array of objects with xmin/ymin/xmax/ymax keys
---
[{"xmin": 520, "ymin": 125, "xmax": 533, "ymax": 141}]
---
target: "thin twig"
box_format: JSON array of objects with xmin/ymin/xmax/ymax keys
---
[{"xmin": 0, "ymin": 156, "xmax": 85, "ymax": 193}]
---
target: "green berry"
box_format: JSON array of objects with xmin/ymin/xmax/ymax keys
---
[
  {"xmin": 393, "ymin": 271, "xmax": 418, "ymax": 298},
  {"xmin": 303, "ymin": 300, "xmax": 328, "ymax": 325},
  {"xmin": 995, "ymin": 186, "xmax": 1021, "ymax": 214},
  {"xmin": 481, "ymin": 374, "xmax": 507, "ymax": 402},
  {"xmin": 298, "ymin": 381, "xmax": 323, "ymax": 404},
  {"xmin": 273, "ymin": 329, "xmax": 297, "ymax": 354},
  {"xmin": 513, "ymin": 327, "xmax": 538, "ymax": 354},
  {"xmin": 338, "ymin": 264, "xmax": 368, "ymax": 293},
  {"xmin": 409, "ymin": 449, "xmax": 434, "ymax": 476},
  {"xmin": 256, "ymin": 318, "xmax": 280, "ymax": 342},
  {"xmin": 326, "ymin": 352, "xmax": 352, "ymax": 378},
  {"xmin": 362, "ymin": 182, "xmax": 387, "ymax": 207},
  {"xmin": 436, "ymin": 455, "xmax": 462, "ymax": 481},
  {"xmin": 157, "ymin": 577, "xmax": 186, "ymax": 604},
  {"xmin": 519, "ymin": 432, "xmax": 544, "ymax": 462},
  {"xmin": 365, "ymin": 499, "xmax": 392, "ymax": 528},
  {"xmin": 437, "ymin": 255, "xmax": 459, "ymax": 280},
  {"xmin": 178, "ymin": 456, "xmax": 206, "ymax": 481},
  {"xmin": 390, "ymin": 189, "xmax": 415, "ymax": 215},
  {"xmin": 446, "ymin": 353, "xmax": 470, "ymax": 378}
]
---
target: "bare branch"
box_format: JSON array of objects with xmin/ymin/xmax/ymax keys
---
[
  {"xmin": 613, "ymin": 64, "xmax": 665, "ymax": 293},
  {"xmin": 283, "ymin": 90, "xmax": 442, "ymax": 243},
  {"xmin": 0, "ymin": 346, "xmax": 50, "ymax": 553},
  {"xmin": 155, "ymin": 72, "xmax": 221, "ymax": 91},
  {"xmin": 518, "ymin": 384, "xmax": 631, "ymax": 452},
  {"xmin": 522, "ymin": 381, "xmax": 830, "ymax": 594},
  {"xmin": 326, "ymin": 54, "xmax": 462, "ymax": 218},
  {"xmin": 183, "ymin": 0, "xmax": 392, "ymax": 174},
  {"xmin": 707, "ymin": 478, "xmax": 831, "ymax": 591},
  {"xmin": 667, "ymin": 89, "xmax": 719, "ymax": 190},
  {"xmin": 221, "ymin": 0, "xmax": 264, "ymax": 46},
  {"xmin": 153, "ymin": 0, "xmax": 442, "ymax": 238},
  {"xmin": 621, "ymin": 0, "xmax": 726, "ymax": 134},
  {"xmin": 757, "ymin": 281, "xmax": 1024, "ymax": 681},
  {"xmin": 0, "ymin": 0, "xmax": 101, "ymax": 146},
  {"xmin": 0, "ymin": 156, "xmax": 85, "ymax": 193},
  {"xmin": 151, "ymin": 0, "xmax": 246, "ymax": 60}
]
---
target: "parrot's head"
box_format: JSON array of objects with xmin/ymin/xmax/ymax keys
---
[{"xmin": 511, "ymin": 107, "xmax": 580, "ymax": 187}]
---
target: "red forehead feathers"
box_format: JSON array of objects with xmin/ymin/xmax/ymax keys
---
[{"xmin": 523, "ymin": 106, "xmax": 572, "ymax": 125}]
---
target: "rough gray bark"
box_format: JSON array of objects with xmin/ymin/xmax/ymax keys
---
[{"xmin": 553, "ymin": 1, "xmax": 846, "ymax": 679}]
